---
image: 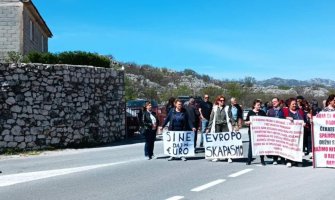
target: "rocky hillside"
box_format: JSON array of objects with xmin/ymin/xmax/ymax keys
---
[
  {"xmin": 258, "ymin": 77, "xmax": 335, "ymax": 87},
  {"xmin": 121, "ymin": 62, "xmax": 333, "ymax": 102}
]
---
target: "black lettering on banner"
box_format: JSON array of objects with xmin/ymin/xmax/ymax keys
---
[
  {"xmin": 206, "ymin": 145, "xmax": 244, "ymax": 157},
  {"xmin": 178, "ymin": 133, "xmax": 184, "ymax": 142},
  {"xmin": 206, "ymin": 146, "xmax": 213, "ymax": 157},
  {"xmin": 206, "ymin": 134, "xmax": 213, "ymax": 142},
  {"xmin": 172, "ymin": 147, "xmax": 189, "ymax": 155},
  {"xmin": 166, "ymin": 132, "xmax": 171, "ymax": 142},
  {"xmin": 186, "ymin": 132, "xmax": 192, "ymax": 141},
  {"xmin": 224, "ymin": 133, "xmax": 230, "ymax": 140}
]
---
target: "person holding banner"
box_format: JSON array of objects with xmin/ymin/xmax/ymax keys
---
[
  {"xmin": 283, "ymin": 98, "xmax": 306, "ymax": 167},
  {"xmin": 323, "ymin": 94, "xmax": 335, "ymax": 112},
  {"xmin": 267, "ymin": 97, "xmax": 285, "ymax": 165},
  {"xmin": 206, "ymin": 95, "xmax": 231, "ymax": 162},
  {"xmin": 161, "ymin": 99, "xmax": 196, "ymax": 161},
  {"xmin": 245, "ymin": 99, "xmax": 266, "ymax": 166},
  {"xmin": 142, "ymin": 101, "xmax": 159, "ymax": 160}
]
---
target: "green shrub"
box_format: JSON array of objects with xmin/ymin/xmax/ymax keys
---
[
  {"xmin": 58, "ymin": 51, "xmax": 110, "ymax": 67},
  {"xmin": 278, "ymin": 85, "xmax": 291, "ymax": 90},
  {"xmin": 5, "ymin": 51, "xmax": 22, "ymax": 63},
  {"xmin": 27, "ymin": 52, "xmax": 59, "ymax": 64},
  {"xmin": 25, "ymin": 51, "xmax": 111, "ymax": 68}
]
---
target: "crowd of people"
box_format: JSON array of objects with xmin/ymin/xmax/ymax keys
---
[{"xmin": 139, "ymin": 93, "xmax": 335, "ymax": 168}]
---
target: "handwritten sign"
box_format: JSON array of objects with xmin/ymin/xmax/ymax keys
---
[
  {"xmin": 204, "ymin": 132, "xmax": 243, "ymax": 159},
  {"xmin": 163, "ymin": 131, "xmax": 195, "ymax": 157}
]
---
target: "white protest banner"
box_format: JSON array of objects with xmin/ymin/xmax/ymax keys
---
[
  {"xmin": 204, "ymin": 132, "xmax": 243, "ymax": 159},
  {"xmin": 250, "ymin": 116, "xmax": 304, "ymax": 162},
  {"xmin": 163, "ymin": 131, "xmax": 195, "ymax": 157},
  {"xmin": 313, "ymin": 111, "xmax": 335, "ymax": 168}
]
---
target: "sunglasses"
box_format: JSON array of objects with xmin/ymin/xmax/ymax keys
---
[{"xmin": 219, "ymin": 99, "xmax": 225, "ymax": 102}]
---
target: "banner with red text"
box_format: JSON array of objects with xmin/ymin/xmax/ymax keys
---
[
  {"xmin": 313, "ymin": 111, "xmax": 335, "ymax": 168},
  {"xmin": 250, "ymin": 116, "xmax": 304, "ymax": 162}
]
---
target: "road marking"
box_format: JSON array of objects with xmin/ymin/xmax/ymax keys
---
[
  {"xmin": 228, "ymin": 169, "xmax": 254, "ymax": 178},
  {"xmin": 191, "ymin": 179, "xmax": 226, "ymax": 192},
  {"xmin": 166, "ymin": 196, "xmax": 184, "ymax": 200},
  {"xmin": 0, "ymin": 159, "xmax": 140, "ymax": 187}
]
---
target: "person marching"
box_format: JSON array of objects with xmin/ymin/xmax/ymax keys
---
[
  {"xmin": 283, "ymin": 97, "xmax": 306, "ymax": 168},
  {"xmin": 266, "ymin": 97, "xmax": 285, "ymax": 165},
  {"xmin": 245, "ymin": 99, "xmax": 267, "ymax": 166},
  {"xmin": 323, "ymin": 94, "xmax": 335, "ymax": 111},
  {"xmin": 142, "ymin": 101, "xmax": 159, "ymax": 160},
  {"xmin": 206, "ymin": 95, "xmax": 231, "ymax": 162},
  {"xmin": 226, "ymin": 97, "xmax": 243, "ymax": 132},
  {"xmin": 184, "ymin": 98, "xmax": 200, "ymax": 149},
  {"xmin": 161, "ymin": 99, "xmax": 196, "ymax": 161},
  {"xmin": 199, "ymin": 94, "xmax": 213, "ymax": 147}
]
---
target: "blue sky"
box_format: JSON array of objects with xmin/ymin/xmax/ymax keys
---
[{"xmin": 33, "ymin": 0, "xmax": 335, "ymax": 81}]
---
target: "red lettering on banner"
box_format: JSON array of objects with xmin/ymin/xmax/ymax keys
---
[
  {"xmin": 314, "ymin": 146, "xmax": 328, "ymax": 152},
  {"xmin": 316, "ymin": 113, "xmax": 326, "ymax": 118},
  {"xmin": 326, "ymin": 120, "xmax": 335, "ymax": 125},
  {"xmin": 326, "ymin": 160, "xmax": 335, "ymax": 165},
  {"xmin": 328, "ymin": 154, "xmax": 335, "ymax": 159}
]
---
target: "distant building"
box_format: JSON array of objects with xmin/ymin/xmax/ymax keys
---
[{"xmin": 0, "ymin": 0, "xmax": 52, "ymax": 62}]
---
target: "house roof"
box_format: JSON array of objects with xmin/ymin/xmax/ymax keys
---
[{"xmin": 22, "ymin": 0, "xmax": 53, "ymax": 37}]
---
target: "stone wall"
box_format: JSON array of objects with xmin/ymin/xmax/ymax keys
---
[{"xmin": 0, "ymin": 63, "xmax": 125, "ymax": 152}]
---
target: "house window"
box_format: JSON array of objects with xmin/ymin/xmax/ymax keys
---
[{"xmin": 29, "ymin": 20, "xmax": 34, "ymax": 41}]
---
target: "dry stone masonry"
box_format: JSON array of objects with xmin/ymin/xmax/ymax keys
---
[{"xmin": 0, "ymin": 63, "xmax": 125, "ymax": 152}]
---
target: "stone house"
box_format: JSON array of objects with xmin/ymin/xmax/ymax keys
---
[{"xmin": 0, "ymin": 0, "xmax": 52, "ymax": 62}]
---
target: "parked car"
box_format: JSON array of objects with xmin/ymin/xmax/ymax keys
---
[{"xmin": 126, "ymin": 99, "xmax": 159, "ymax": 137}]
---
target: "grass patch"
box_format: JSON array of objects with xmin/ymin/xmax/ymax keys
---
[{"xmin": 1, "ymin": 147, "xmax": 56, "ymax": 157}]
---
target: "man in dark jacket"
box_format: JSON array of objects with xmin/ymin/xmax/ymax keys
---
[{"xmin": 184, "ymin": 98, "xmax": 200, "ymax": 148}]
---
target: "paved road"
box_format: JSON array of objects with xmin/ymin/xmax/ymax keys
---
[{"xmin": 0, "ymin": 129, "xmax": 334, "ymax": 200}]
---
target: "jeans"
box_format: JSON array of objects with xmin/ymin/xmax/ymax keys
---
[{"xmin": 200, "ymin": 119, "xmax": 209, "ymax": 145}]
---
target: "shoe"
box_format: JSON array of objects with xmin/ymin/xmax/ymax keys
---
[
  {"xmin": 273, "ymin": 161, "xmax": 278, "ymax": 165},
  {"xmin": 298, "ymin": 163, "xmax": 303, "ymax": 167},
  {"xmin": 246, "ymin": 161, "xmax": 251, "ymax": 165},
  {"xmin": 228, "ymin": 158, "xmax": 232, "ymax": 163},
  {"xmin": 261, "ymin": 161, "xmax": 266, "ymax": 166},
  {"xmin": 148, "ymin": 157, "xmax": 152, "ymax": 160},
  {"xmin": 286, "ymin": 162, "xmax": 292, "ymax": 168},
  {"xmin": 181, "ymin": 157, "xmax": 187, "ymax": 161},
  {"xmin": 200, "ymin": 143, "xmax": 203, "ymax": 148},
  {"xmin": 168, "ymin": 157, "xmax": 174, "ymax": 161},
  {"xmin": 212, "ymin": 158, "xmax": 219, "ymax": 162}
]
